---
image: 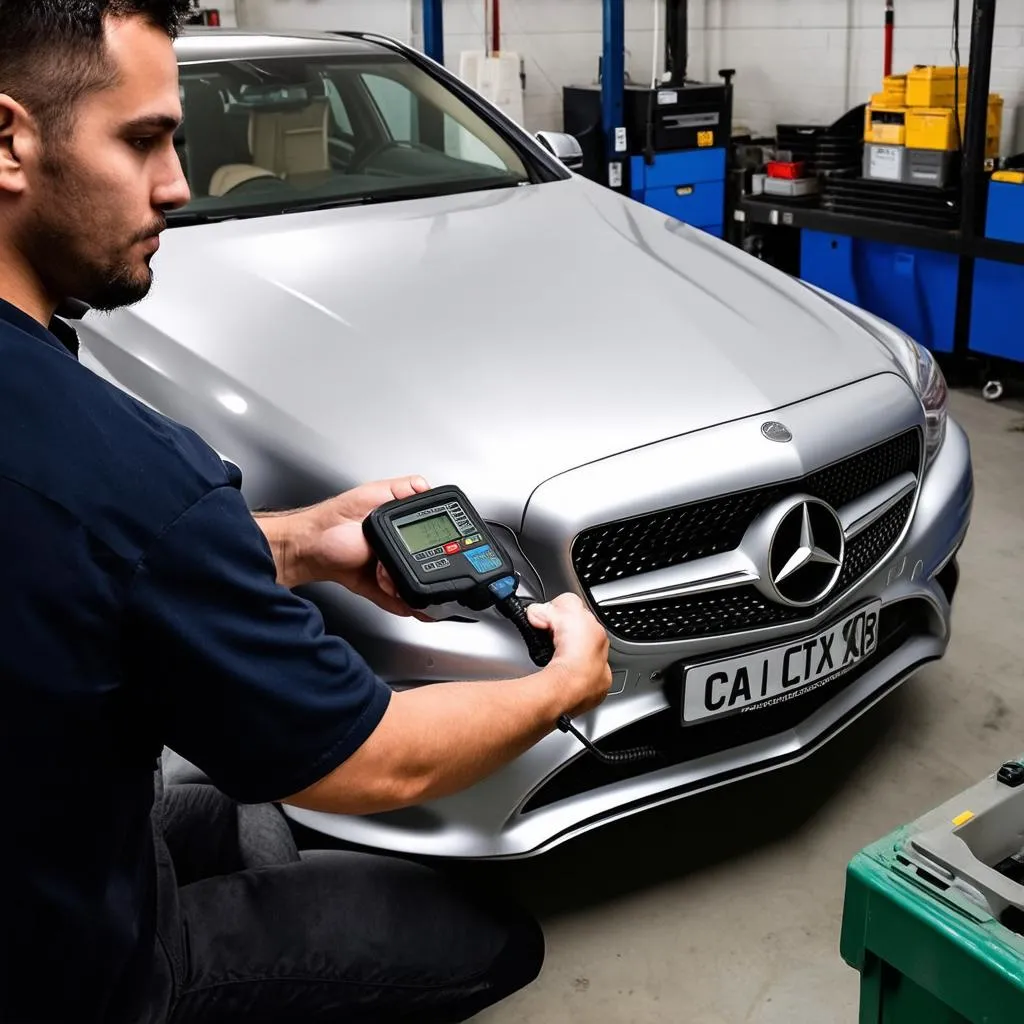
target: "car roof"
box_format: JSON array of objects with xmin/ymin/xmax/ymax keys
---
[{"xmin": 174, "ymin": 27, "xmax": 399, "ymax": 64}]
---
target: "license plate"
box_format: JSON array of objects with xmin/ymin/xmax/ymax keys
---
[{"xmin": 682, "ymin": 601, "xmax": 882, "ymax": 724}]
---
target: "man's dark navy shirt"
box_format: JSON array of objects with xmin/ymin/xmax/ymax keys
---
[{"xmin": 0, "ymin": 298, "xmax": 392, "ymax": 1022}]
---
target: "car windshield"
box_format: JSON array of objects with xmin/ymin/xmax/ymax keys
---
[{"xmin": 170, "ymin": 51, "xmax": 535, "ymax": 222}]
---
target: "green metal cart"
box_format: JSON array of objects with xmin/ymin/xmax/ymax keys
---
[{"xmin": 841, "ymin": 757, "xmax": 1024, "ymax": 1022}]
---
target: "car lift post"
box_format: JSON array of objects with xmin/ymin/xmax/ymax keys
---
[
  {"xmin": 602, "ymin": 0, "xmax": 626, "ymax": 192},
  {"xmin": 423, "ymin": 0, "xmax": 444, "ymax": 64}
]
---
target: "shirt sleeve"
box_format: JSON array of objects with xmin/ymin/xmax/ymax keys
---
[{"xmin": 125, "ymin": 485, "xmax": 392, "ymax": 804}]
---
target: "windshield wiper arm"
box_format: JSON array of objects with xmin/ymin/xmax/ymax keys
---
[
  {"xmin": 285, "ymin": 179, "xmax": 531, "ymax": 214},
  {"xmin": 166, "ymin": 211, "xmax": 242, "ymax": 227},
  {"xmin": 168, "ymin": 179, "xmax": 531, "ymax": 223}
]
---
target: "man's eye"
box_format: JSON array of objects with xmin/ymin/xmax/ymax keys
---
[{"xmin": 130, "ymin": 137, "xmax": 157, "ymax": 152}]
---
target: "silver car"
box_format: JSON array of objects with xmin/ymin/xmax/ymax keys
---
[{"xmin": 78, "ymin": 29, "xmax": 973, "ymax": 859}]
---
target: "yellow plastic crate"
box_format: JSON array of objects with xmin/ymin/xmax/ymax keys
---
[
  {"xmin": 906, "ymin": 108, "xmax": 959, "ymax": 151},
  {"xmin": 906, "ymin": 64, "xmax": 970, "ymax": 107},
  {"xmin": 870, "ymin": 90, "xmax": 907, "ymax": 110},
  {"xmin": 865, "ymin": 104, "xmax": 906, "ymax": 145},
  {"xmin": 883, "ymin": 75, "xmax": 907, "ymax": 104},
  {"xmin": 905, "ymin": 97, "xmax": 1003, "ymax": 157}
]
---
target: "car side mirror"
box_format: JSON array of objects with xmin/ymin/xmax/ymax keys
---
[{"xmin": 535, "ymin": 131, "xmax": 584, "ymax": 172}]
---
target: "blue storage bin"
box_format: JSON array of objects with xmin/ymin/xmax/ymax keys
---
[
  {"xmin": 969, "ymin": 258, "xmax": 1024, "ymax": 362},
  {"xmin": 799, "ymin": 230, "xmax": 959, "ymax": 353},
  {"xmin": 985, "ymin": 181, "xmax": 1024, "ymax": 244}
]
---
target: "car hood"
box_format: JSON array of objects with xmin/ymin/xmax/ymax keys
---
[{"xmin": 82, "ymin": 178, "xmax": 905, "ymax": 523}]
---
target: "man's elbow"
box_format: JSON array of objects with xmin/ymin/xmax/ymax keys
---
[{"xmin": 281, "ymin": 760, "xmax": 436, "ymax": 816}]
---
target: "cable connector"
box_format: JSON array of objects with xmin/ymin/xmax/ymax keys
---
[
  {"xmin": 488, "ymin": 574, "xmax": 662, "ymax": 766},
  {"xmin": 487, "ymin": 575, "xmax": 519, "ymax": 602}
]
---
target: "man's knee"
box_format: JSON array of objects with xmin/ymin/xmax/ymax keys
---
[{"xmin": 487, "ymin": 904, "xmax": 545, "ymax": 1002}]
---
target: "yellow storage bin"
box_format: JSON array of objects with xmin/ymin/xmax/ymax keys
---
[
  {"xmin": 906, "ymin": 108, "xmax": 959, "ymax": 151},
  {"xmin": 904, "ymin": 96, "xmax": 1003, "ymax": 158},
  {"xmin": 864, "ymin": 104, "xmax": 906, "ymax": 145},
  {"xmin": 905, "ymin": 64, "xmax": 970, "ymax": 107},
  {"xmin": 883, "ymin": 74, "xmax": 907, "ymax": 104},
  {"xmin": 870, "ymin": 90, "xmax": 906, "ymax": 110}
]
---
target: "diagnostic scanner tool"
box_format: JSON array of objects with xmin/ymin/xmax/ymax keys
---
[{"xmin": 364, "ymin": 486, "xmax": 659, "ymax": 766}]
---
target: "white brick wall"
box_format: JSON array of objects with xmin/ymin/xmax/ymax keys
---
[
  {"xmin": 234, "ymin": 0, "xmax": 676, "ymax": 132},
  {"xmin": 704, "ymin": 0, "xmax": 1024, "ymax": 154},
  {"xmin": 231, "ymin": 1, "xmax": 1024, "ymax": 154},
  {"xmin": 236, "ymin": 0, "xmax": 410, "ymax": 36}
]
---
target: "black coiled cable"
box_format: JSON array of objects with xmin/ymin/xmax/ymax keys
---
[{"xmin": 493, "ymin": 595, "xmax": 663, "ymax": 767}]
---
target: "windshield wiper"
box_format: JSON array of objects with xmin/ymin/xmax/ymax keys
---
[
  {"xmin": 165, "ymin": 211, "xmax": 243, "ymax": 227},
  {"xmin": 282, "ymin": 178, "xmax": 531, "ymax": 214},
  {"xmin": 167, "ymin": 178, "xmax": 530, "ymax": 225}
]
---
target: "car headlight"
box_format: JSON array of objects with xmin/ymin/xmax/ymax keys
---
[
  {"xmin": 916, "ymin": 344, "xmax": 948, "ymax": 464},
  {"xmin": 797, "ymin": 283, "xmax": 949, "ymax": 465},
  {"xmin": 885, "ymin": 329, "xmax": 948, "ymax": 465}
]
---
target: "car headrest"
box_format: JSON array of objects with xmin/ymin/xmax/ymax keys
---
[{"xmin": 247, "ymin": 96, "xmax": 330, "ymax": 177}]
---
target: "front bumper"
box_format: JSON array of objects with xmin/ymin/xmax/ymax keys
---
[{"xmin": 285, "ymin": 405, "xmax": 973, "ymax": 859}]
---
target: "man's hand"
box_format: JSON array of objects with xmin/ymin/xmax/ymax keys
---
[
  {"xmin": 526, "ymin": 594, "xmax": 612, "ymax": 718},
  {"xmin": 256, "ymin": 476, "xmax": 433, "ymax": 617}
]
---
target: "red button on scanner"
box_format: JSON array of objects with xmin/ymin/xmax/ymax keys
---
[{"xmin": 444, "ymin": 542, "xmax": 461, "ymax": 555}]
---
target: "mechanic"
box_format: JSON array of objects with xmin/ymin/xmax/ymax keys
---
[{"xmin": 0, "ymin": 3, "xmax": 613, "ymax": 1022}]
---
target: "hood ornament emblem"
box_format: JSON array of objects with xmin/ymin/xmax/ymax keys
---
[
  {"xmin": 766, "ymin": 498, "xmax": 845, "ymax": 606},
  {"xmin": 761, "ymin": 421, "xmax": 793, "ymax": 443}
]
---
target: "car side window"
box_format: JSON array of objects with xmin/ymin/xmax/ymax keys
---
[
  {"xmin": 321, "ymin": 77, "xmax": 354, "ymax": 139},
  {"xmin": 361, "ymin": 73, "xmax": 417, "ymax": 142},
  {"xmin": 443, "ymin": 114, "xmax": 507, "ymax": 169}
]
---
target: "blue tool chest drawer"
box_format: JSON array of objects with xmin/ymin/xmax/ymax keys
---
[
  {"xmin": 642, "ymin": 181, "xmax": 726, "ymax": 232},
  {"xmin": 630, "ymin": 148, "xmax": 726, "ymax": 233}
]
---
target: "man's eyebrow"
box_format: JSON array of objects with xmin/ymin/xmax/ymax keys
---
[{"xmin": 120, "ymin": 114, "xmax": 181, "ymax": 133}]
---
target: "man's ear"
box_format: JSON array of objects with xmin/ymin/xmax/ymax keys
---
[{"xmin": 0, "ymin": 94, "xmax": 35, "ymax": 196}]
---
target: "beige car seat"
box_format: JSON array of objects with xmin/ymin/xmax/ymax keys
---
[
  {"xmin": 248, "ymin": 97, "xmax": 331, "ymax": 182},
  {"xmin": 208, "ymin": 164, "xmax": 280, "ymax": 197}
]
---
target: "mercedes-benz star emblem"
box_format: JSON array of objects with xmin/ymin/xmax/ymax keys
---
[
  {"xmin": 761, "ymin": 421, "xmax": 793, "ymax": 443},
  {"xmin": 767, "ymin": 498, "xmax": 845, "ymax": 606}
]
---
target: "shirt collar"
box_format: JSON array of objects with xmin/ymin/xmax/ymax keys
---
[{"xmin": 0, "ymin": 296, "xmax": 80, "ymax": 358}]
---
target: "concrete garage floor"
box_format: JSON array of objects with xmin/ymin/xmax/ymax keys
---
[{"xmin": 474, "ymin": 390, "xmax": 1024, "ymax": 1024}]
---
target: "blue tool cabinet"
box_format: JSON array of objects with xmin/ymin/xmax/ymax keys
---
[
  {"xmin": 630, "ymin": 148, "xmax": 727, "ymax": 238},
  {"xmin": 969, "ymin": 181, "xmax": 1024, "ymax": 363}
]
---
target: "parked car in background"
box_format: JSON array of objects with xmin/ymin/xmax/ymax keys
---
[{"xmin": 76, "ymin": 28, "xmax": 973, "ymax": 859}]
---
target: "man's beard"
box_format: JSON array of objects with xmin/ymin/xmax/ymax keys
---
[
  {"xmin": 25, "ymin": 154, "xmax": 162, "ymax": 312},
  {"xmin": 25, "ymin": 213, "xmax": 159, "ymax": 313}
]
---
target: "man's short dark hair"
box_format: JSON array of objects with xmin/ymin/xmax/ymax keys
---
[{"xmin": 0, "ymin": 1, "xmax": 194, "ymax": 145}]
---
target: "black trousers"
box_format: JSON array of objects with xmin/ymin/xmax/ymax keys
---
[{"xmin": 150, "ymin": 783, "xmax": 544, "ymax": 1023}]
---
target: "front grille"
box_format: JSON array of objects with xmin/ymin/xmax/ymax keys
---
[
  {"xmin": 600, "ymin": 491, "xmax": 917, "ymax": 642},
  {"xmin": 521, "ymin": 599, "xmax": 931, "ymax": 814},
  {"xmin": 573, "ymin": 430, "xmax": 921, "ymax": 642}
]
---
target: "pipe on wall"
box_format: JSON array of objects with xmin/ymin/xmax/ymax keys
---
[{"xmin": 883, "ymin": 0, "xmax": 895, "ymax": 78}]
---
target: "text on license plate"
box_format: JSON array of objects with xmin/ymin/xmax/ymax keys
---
[{"xmin": 682, "ymin": 601, "xmax": 882, "ymax": 724}]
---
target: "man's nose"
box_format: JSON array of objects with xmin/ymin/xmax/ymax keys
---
[{"xmin": 154, "ymin": 149, "xmax": 191, "ymax": 212}]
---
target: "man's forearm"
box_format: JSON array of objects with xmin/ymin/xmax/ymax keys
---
[
  {"xmin": 254, "ymin": 511, "xmax": 315, "ymax": 589},
  {"xmin": 282, "ymin": 667, "xmax": 571, "ymax": 815}
]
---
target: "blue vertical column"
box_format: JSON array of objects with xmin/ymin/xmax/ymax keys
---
[
  {"xmin": 602, "ymin": 0, "xmax": 626, "ymax": 192},
  {"xmin": 423, "ymin": 0, "xmax": 444, "ymax": 63}
]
